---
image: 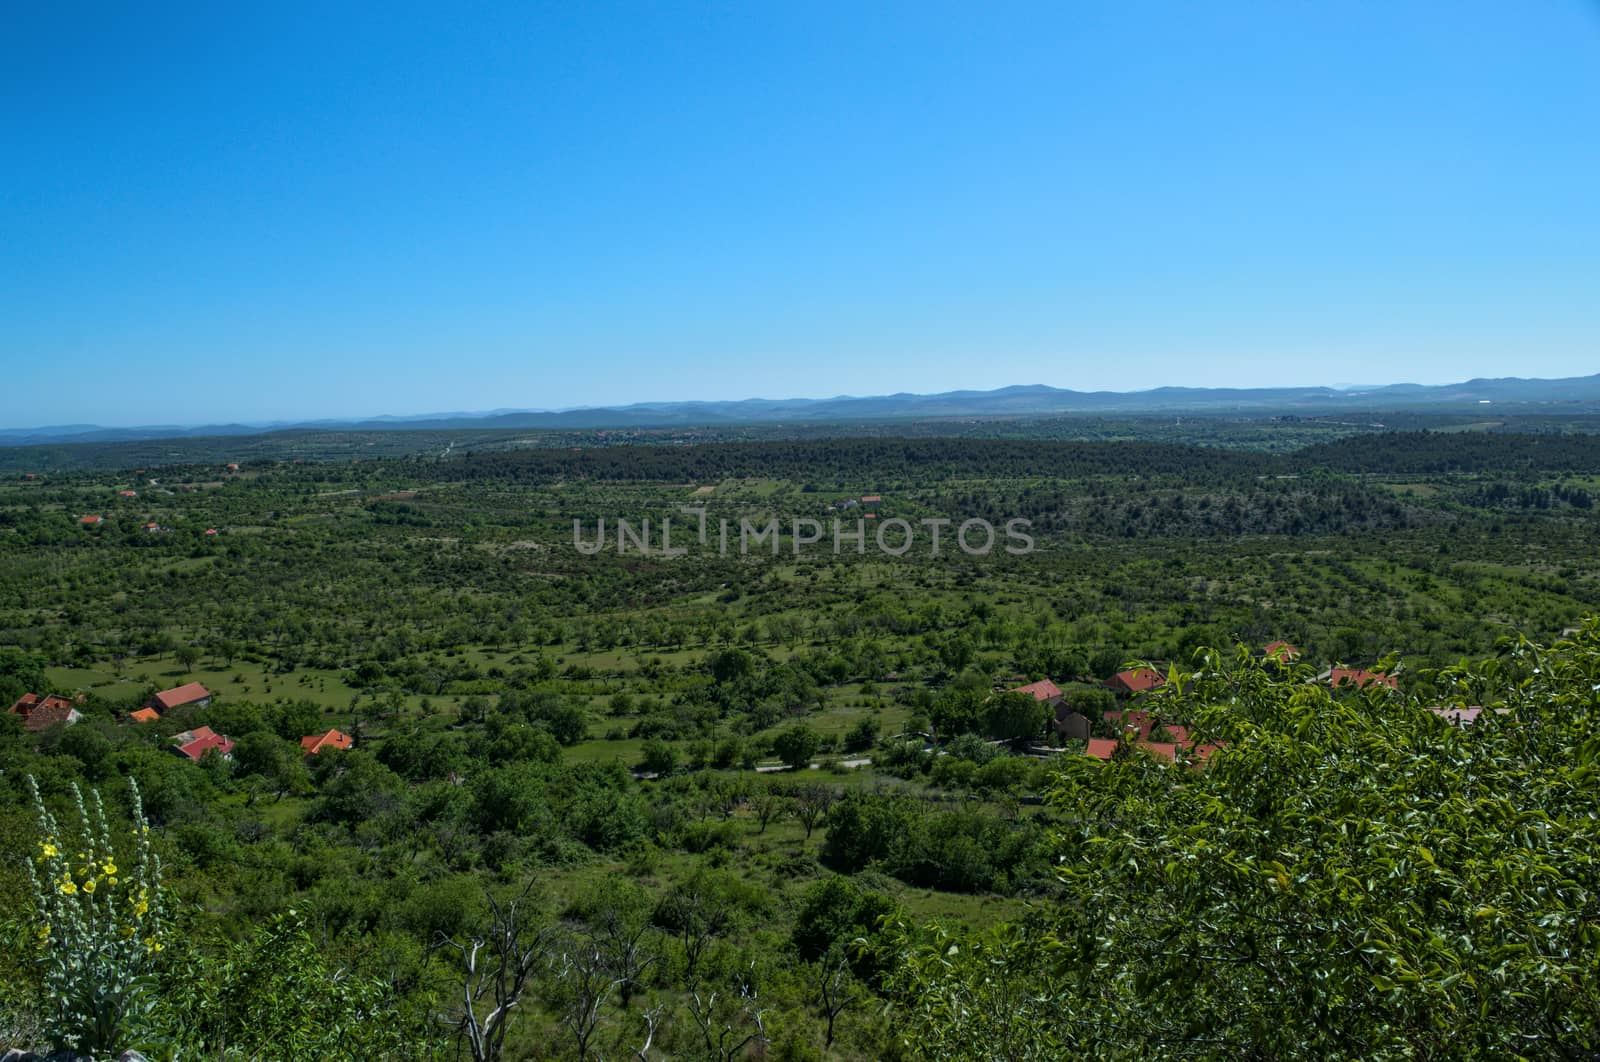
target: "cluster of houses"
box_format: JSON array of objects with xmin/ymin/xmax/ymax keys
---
[
  {"xmin": 80, "ymin": 513, "xmax": 220, "ymax": 535},
  {"xmin": 9, "ymin": 679, "xmax": 354, "ymax": 766},
  {"xmin": 1001, "ymin": 638, "xmax": 1487, "ymax": 767}
]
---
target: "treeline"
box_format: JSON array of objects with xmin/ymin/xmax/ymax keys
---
[
  {"xmin": 438, "ymin": 438, "xmax": 1275, "ymax": 485},
  {"xmin": 1292, "ymin": 430, "xmax": 1600, "ymax": 474},
  {"xmin": 429, "ymin": 431, "xmax": 1600, "ymax": 486}
]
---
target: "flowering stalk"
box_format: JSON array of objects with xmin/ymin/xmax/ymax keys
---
[{"xmin": 25, "ymin": 775, "xmax": 164, "ymax": 1056}]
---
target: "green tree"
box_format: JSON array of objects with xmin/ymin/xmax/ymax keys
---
[
  {"xmin": 772, "ymin": 725, "xmax": 821, "ymax": 771},
  {"xmin": 640, "ymin": 738, "xmax": 679, "ymax": 776},
  {"xmin": 982, "ymin": 690, "xmax": 1048, "ymax": 744}
]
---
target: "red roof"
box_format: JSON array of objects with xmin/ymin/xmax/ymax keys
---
[
  {"xmin": 80, "ymin": 515, "xmax": 103, "ymax": 525},
  {"xmin": 860, "ymin": 495, "xmax": 882, "ymax": 503},
  {"xmin": 1106, "ymin": 668, "xmax": 1164, "ymax": 693},
  {"xmin": 174, "ymin": 731, "xmax": 233, "ymax": 762},
  {"xmin": 128, "ymin": 707, "xmax": 160, "ymax": 724},
  {"xmin": 10, "ymin": 692, "xmax": 52, "ymax": 716},
  {"xmin": 1163, "ymin": 725, "xmax": 1190, "ymax": 745},
  {"xmin": 25, "ymin": 701, "xmax": 81, "ymax": 731},
  {"xmin": 300, "ymin": 728, "xmax": 353, "ymax": 754},
  {"xmin": 1264, "ymin": 640, "xmax": 1300, "ymax": 660},
  {"xmin": 149, "ymin": 682, "xmax": 211, "ymax": 712},
  {"xmin": 10, "ymin": 692, "xmax": 76, "ymax": 727},
  {"xmin": 203, "ymin": 528, "xmax": 218, "ymax": 535},
  {"xmin": 1136, "ymin": 741, "xmax": 1178, "ymax": 763},
  {"xmin": 1007, "ymin": 679, "xmax": 1062, "ymax": 702},
  {"xmin": 1105, "ymin": 709, "xmax": 1155, "ymax": 740},
  {"xmin": 1193, "ymin": 742, "xmax": 1225, "ymax": 765},
  {"xmin": 1329, "ymin": 668, "xmax": 1397, "ymax": 690},
  {"xmin": 1085, "ymin": 738, "xmax": 1118, "ymax": 761}
]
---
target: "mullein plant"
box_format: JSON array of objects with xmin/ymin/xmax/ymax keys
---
[{"xmin": 25, "ymin": 775, "xmax": 164, "ymax": 1057}]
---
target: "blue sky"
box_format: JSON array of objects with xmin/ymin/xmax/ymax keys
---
[{"xmin": 3, "ymin": 2, "xmax": 1598, "ymax": 426}]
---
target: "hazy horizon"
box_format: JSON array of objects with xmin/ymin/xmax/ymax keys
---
[{"xmin": 5, "ymin": 370, "xmax": 1599, "ymax": 433}]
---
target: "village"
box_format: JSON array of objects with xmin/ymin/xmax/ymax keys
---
[{"xmin": 10, "ymin": 631, "xmax": 1486, "ymax": 781}]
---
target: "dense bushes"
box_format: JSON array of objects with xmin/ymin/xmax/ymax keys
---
[{"xmin": 822, "ymin": 791, "xmax": 1051, "ymax": 893}]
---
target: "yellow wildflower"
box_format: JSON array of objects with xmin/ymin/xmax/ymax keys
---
[
  {"xmin": 39, "ymin": 842, "xmax": 58, "ymax": 858},
  {"xmin": 59, "ymin": 881, "xmax": 77, "ymax": 896},
  {"xmin": 82, "ymin": 879, "xmax": 96, "ymax": 895},
  {"xmin": 107, "ymin": 876, "xmax": 118, "ymax": 887},
  {"xmin": 133, "ymin": 900, "xmax": 149, "ymax": 918},
  {"xmin": 37, "ymin": 924, "xmax": 50, "ymax": 939},
  {"xmin": 102, "ymin": 861, "xmax": 118, "ymax": 876}
]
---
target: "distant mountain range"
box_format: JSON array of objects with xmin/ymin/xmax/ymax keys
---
[{"xmin": 7, "ymin": 373, "xmax": 1600, "ymax": 446}]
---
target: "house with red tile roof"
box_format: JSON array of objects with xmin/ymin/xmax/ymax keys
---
[
  {"xmin": 203, "ymin": 528, "xmax": 219, "ymax": 536},
  {"xmin": 1006, "ymin": 679, "xmax": 1063, "ymax": 704},
  {"xmin": 80, "ymin": 514, "xmax": 104, "ymax": 526},
  {"xmin": 172, "ymin": 725, "xmax": 234, "ymax": 762},
  {"xmin": 1084, "ymin": 738, "xmax": 1118, "ymax": 761},
  {"xmin": 117, "ymin": 489, "xmax": 137, "ymax": 498},
  {"xmin": 860, "ymin": 495, "xmax": 882, "ymax": 504},
  {"xmin": 1105, "ymin": 668, "xmax": 1165, "ymax": 695},
  {"xmin": 1329, "ymin": 668, "xmax": 1398, "ymax": 690},
  {"xmin": 300, "ymin": 728, "xmax": 353, "ymax": 755},
  {"xmin": 1136, "ymin": 741, "xmax": 1178, "ymax": 763},
  {"xmin": 1263, "ymin": 640, "xmax": 1300, "ymax": 661},
  {"xmin": 9, "ymin": 693, "xmax": 82, "ymax": 732},
  {"xmin": 128, "ymin": 707, "xmax": 161, "ymax": 724},
  {"xmin": 144, "ymin": 682, "xmax": 212, "ymax": 715}
]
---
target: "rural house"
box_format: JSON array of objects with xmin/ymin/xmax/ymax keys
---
[
  {"xmin": 1105, "ymin": 668, "xmax": 1164, "ymax": 695},
  {"xmin": 171, "ymin": 725, "xmax": 234, "ymax": 762},
  {"xmin": 9, "ymin": 692, "xmax": 82, "ymax": 732},
  {"xmin": 1006, "ymin": 678, "xmax": 1063, "ymax": 706},
  {"xmin": 1084, "ymin": 737, "xmax": 1118, "ymax": 761},
  {"xmin": 301, "ymin": 728, "xmax": 354, "ymax": 755},
  {"xmin": 144, "ymin": 681, "xmax": 213, "ymax": 716}
]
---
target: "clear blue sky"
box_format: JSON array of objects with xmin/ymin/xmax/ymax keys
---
[{"xmin": 4, "ymin": 2, "xmax": 1598, "ymax": 427}]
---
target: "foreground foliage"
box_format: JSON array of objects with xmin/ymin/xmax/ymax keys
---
[{"xmin": 889, "ymin": 625, "xmax": 1600, "ymax": 1059}]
